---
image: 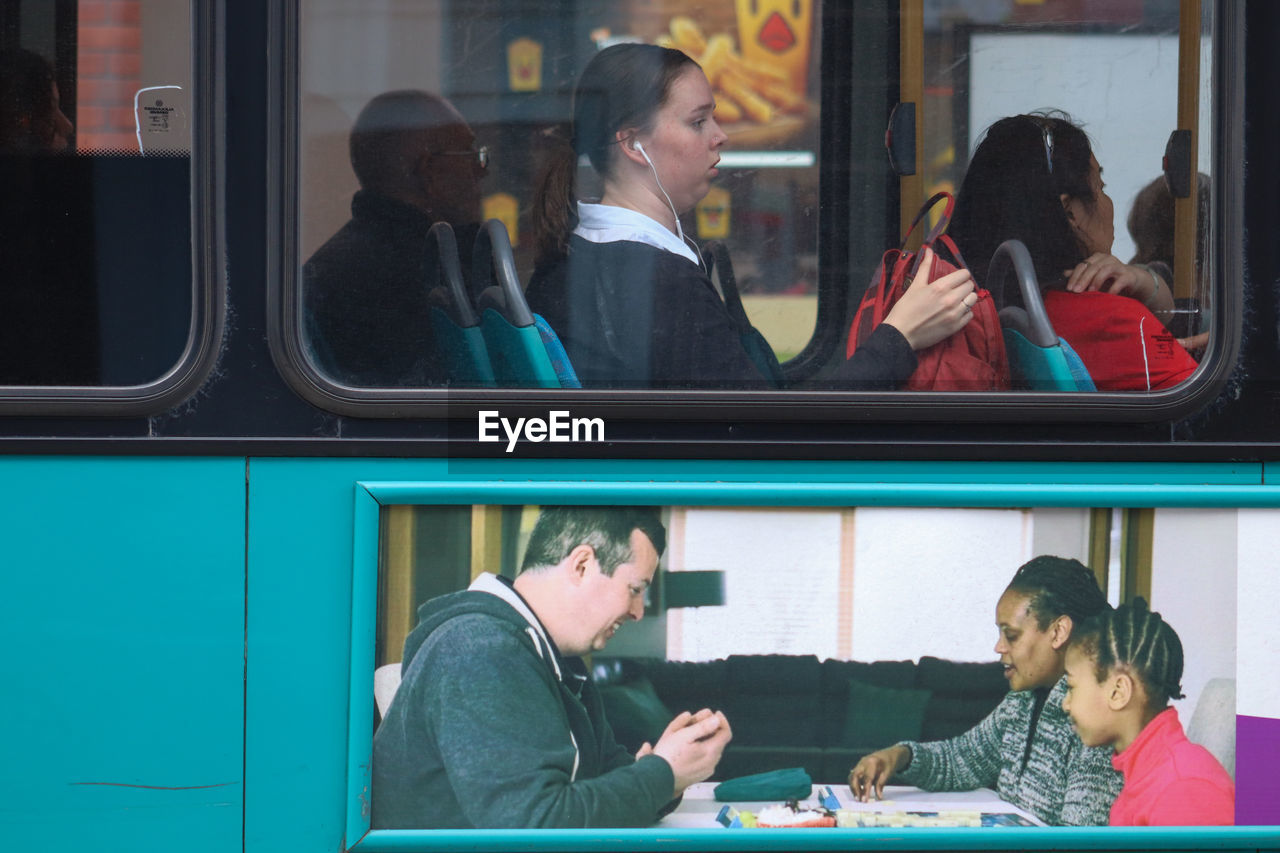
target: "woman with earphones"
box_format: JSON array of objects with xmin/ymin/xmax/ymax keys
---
[{"xmin": 527, "ymin": 42, "xmax": 978, "ymax": 390}]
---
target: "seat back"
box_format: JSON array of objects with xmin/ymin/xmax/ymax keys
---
[
  {"xmin": 701, "ymin": 241, "xmax": 786, "ymax": 388},
  {"xmin": 989, "ymin": 239, "xmax": 1096, "ymax": 391},
  {"xmin": 425, "ymin": 222, "xmax": 496, "ymax": 387},
  {"xmin": 1187, "ymin": 677, "xmax": 1236, "ymax": 778},
  {"xmin": 471, "ymin": 220, "xmax": 569, "ymax": 387},
  {"xmin": 533, "ymin": 314, "xmax": 582, "ymax": 388}
]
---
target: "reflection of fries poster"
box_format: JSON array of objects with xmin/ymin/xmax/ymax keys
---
[{"xmin": 613, "ymin": 0, "xmax": 819, "ymax": 148}]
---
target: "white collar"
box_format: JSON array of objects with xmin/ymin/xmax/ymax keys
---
[
  {"xmin": 573, "ymin": 201, "xmax": 700, "ymax": 265},
  {"xmin": 469, "ymin": 572, "xmax": 562, "ymax": 679}
]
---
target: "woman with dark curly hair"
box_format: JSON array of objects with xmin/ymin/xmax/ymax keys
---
[{"xmin": 950, "ymin": 112, "xmax": 1197, "ymax": 391}]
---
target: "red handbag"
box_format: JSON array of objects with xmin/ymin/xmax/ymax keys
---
[{"xmin": 846, "ymin": 192, "xmax": 1010, "ymax": 391}]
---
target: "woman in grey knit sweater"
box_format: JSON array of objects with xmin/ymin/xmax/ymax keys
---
[{"xmin": 848, "ymin": 556, "xmax": 1123, "ymax": 826}]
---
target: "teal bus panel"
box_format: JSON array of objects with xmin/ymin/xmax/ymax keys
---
[
  {"xmin": 0, "ymin": 457, "xmax": 246, "ymax": 853},
  {"xmin": 245, "ymin": 458, "xmax": 1278, "ymax": 853}
]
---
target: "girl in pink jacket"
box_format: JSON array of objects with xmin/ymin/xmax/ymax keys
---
[{"xmin": 1062, "ymin": 598, "xmax": 1234, "ymax": 825}]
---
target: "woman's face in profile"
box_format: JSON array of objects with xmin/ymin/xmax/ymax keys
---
[
  {"xmin": 993, "ymin": 589, "xmax": 1066, "ymax": 692},
  {"xmin": 636, "ymin": 66, "xmax": 728, "ymax": 214},
  {"xmin": 1063, "ymin": 155, "xmax": 1115, "ymax": 257}
]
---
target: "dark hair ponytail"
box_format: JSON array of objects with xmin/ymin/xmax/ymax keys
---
[
  {"xmin": 531, "ymin": 42, "xmax": 697, "ymax": 268},
  {"xmin": 532, "ymin": 129, "xmax": 581, "ymax": 268}
]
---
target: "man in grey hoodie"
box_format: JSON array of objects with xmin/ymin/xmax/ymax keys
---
[{"xmin": 372, "ymin": 506, "xmax": 732, "ymax": 829}]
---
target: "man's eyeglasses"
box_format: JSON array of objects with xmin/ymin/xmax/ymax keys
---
[{"xmin": 428, "ymin": 145, "xmax": 489, "ymax": 172}]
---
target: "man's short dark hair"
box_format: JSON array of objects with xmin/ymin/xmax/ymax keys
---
[{"xmin": 520, "ymin": 506, "xmax": 666, "ymax": 577}]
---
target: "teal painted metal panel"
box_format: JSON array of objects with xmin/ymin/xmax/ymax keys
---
[
  {"xmin": 246, "ymin": 457, "xmax": 1276, "ymax": 853},
  {"xmin": 246, "ymin": 459, "xmax": 389, "ymax": 853},
  {"xmin": 352, "ymin": 825, "xmax": 1279, "ymax": 851},
  {"xmin": 362, "ymin": 480, "xmax": 1280, "ymax": 507},
  {"xmin": 0, "ymin": 457, "xmax": 245, "ymax": 853}
]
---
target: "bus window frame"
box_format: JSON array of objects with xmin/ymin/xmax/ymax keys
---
[
  {"xmin": 0, "ymin": 0, "xmax": 224, "ymax": 417},
  {"xmin": 331, "ymin": 464, "xmax": 1277, "ymax": 849},
  {"xmin": 269, "ymin": 1, "xmax": 1243, "ymax": 425}
]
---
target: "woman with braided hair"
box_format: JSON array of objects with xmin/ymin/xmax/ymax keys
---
[
  {"xmin": 1063, "ymin": 599, "xmax": 1234, "ymax": 825},
  {"xmin": 848, "ymin": 555, "xmax": 1123, "ymax": 825}
]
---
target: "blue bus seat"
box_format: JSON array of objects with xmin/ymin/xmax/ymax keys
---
[
  {"xmin": 989, "ymin": 239, "xmax": 1096, "ymax": 391},
  {"xmin": 700, "ymin": 241, "xmax": 786, "ymax": 388},
  {"xmin": 533, "ymin": 314, "xmax": 582, "ymax": 388},
  {"xmin": 472, "ymin": 220, "xmax": 573, "ymax": 387},
  {"xmin": 424, "ymin": 222, "xmax": 496, "ymax": 387}
]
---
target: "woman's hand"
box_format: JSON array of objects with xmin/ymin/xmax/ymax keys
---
[
  {"xmin": 1064, "ymin": 253, "xmax": 1174, "ymax": 314},
  {"xmin": 848, "ymin": 744, "xmax": 911, "ymax": 802},
  {"xmin": 882, "ymin": 248, "xmax": 979, "ymax": 350}
]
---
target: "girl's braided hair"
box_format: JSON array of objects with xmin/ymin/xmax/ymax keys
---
[{"xmin": 1071, "ymin": 597, "xmax": 1186, "ymax": 706}]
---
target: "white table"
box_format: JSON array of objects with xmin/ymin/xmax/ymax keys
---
[{"xmin": 658, "ymin": 783, "xmax": 1047, "ymax": 828}]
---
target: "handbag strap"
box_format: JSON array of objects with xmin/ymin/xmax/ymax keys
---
[
  {"xmin": 904, "ymin": 196, "xmax": 965, "ymax": 281},
  {"xmin": 900, "ymin": 192, "xmax": 955, "ymax": 252}
]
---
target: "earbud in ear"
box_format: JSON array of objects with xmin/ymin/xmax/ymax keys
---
[{"xmin": 634, "ymin": 140, "xmax": 645, "ymax": 154}]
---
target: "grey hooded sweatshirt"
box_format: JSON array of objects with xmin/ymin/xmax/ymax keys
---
[{"xmin": 371, "ymin": 574, "xmax": 676, "ymax": 829}]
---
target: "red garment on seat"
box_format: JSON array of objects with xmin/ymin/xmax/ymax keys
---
[
  {"xmin": 1109, "ymin": 707, "xmax": 1235, "ymax": 826},
  {"xmin": 1042, "ymin": 291, "xmax": 1198, "ymax": 391}
]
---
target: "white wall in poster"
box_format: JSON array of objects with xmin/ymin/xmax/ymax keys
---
[
  {"xmin": 1236, "ymin": 508, "xmax": 1280, "ymax": 720},
  {"xmin": 968, "ymin": 33, "xmax": 1213, "ymax": 265},
  {"xmin": 849, "ymin": 507, "xmax": 1030, "ymax": 664},
  {"xmin": 1149, "ymin": 508, "xmax": 1237, "ymax": 723}
]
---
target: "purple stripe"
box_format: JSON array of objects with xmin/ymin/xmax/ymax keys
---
[{"xmin": 1236, "ymin": 714, "xmax": 1280, "ymax": 825}]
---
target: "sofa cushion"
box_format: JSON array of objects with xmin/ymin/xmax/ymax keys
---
[
  {"xmin": 820, "ymin": 659, "xmax": 918, "ymax": 745},
  {"xmin": 646, "ymin": 658, "xmax": 727, "ymax": 715},
  {"xmin": 721, "ymin": 655, "xmax": 823, "ymax": 747},
  {"xmin": 841, "ymin": 678, "xmax": 931, "ymax": 747},
  {"xmin": 820, "ymin": 659, "xmax": 918, "ymax": 693},
  {"xmin": 727, "ymin": 654, "xmax": 821, "ymax": 693},
  {"xmin": 914, "ymin": 656, "xmax": 1007, "ymax": 741},
  {"xmin": 597, "ymin": 675, "xmax": 672, "ymax": 752},
  {"xmin": 915, "ymin": 656, "xmax": 1008, "ymax": 694}
]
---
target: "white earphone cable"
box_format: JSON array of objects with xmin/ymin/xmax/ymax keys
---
[{"xmin": 635, "ymin": 140, "xmax": 704, "ymax": 268}]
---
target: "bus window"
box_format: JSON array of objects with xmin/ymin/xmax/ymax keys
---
[
  {"xmin": 0, "ymin": 1, "xmax": 209, "ymax": 405},
  {"xmin": 288, "ymin": 0, "xmax": 1229, "ymax": 410},
  {"xmin": 367, "ymin": 501, "xmax": 1246, "ymax": 833},
  {"xmin": 911, "ymin": 0, "xmax": 1215, "ymax": 387},
  {"xmin": 296, "ymin": 0, "xmax": 826, "ymax": 391}
]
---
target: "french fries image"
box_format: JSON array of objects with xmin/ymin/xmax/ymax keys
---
[
  {"xmin": 670, "ymin": 16, "xmax": 707, "ymax": 55},
  {"xmin": 713, "ymin": 95, "xmax": 743, "ymax": 124},
  {"xmin": 755, "ymin": 79, "xmax": 806, "ymax": 114},
  {"xmin": 659, "ymin": 17, "xmax": 806, "ymax": 126},
  {"xmin": 724, "ymin": 51, "xmax": 790, "ymax": 88},
  {"xmin": 699, "ymin": 34, "xmax": 735, "ymax": 88},
  {"xmin": 718, "ymin": 71, "xmax": 774, "ymax": 124}
]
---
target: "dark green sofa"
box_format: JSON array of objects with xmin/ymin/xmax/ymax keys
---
[{"xmin": 592, "ymin": 654, "xmax": 1008, "ymax": 782}]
